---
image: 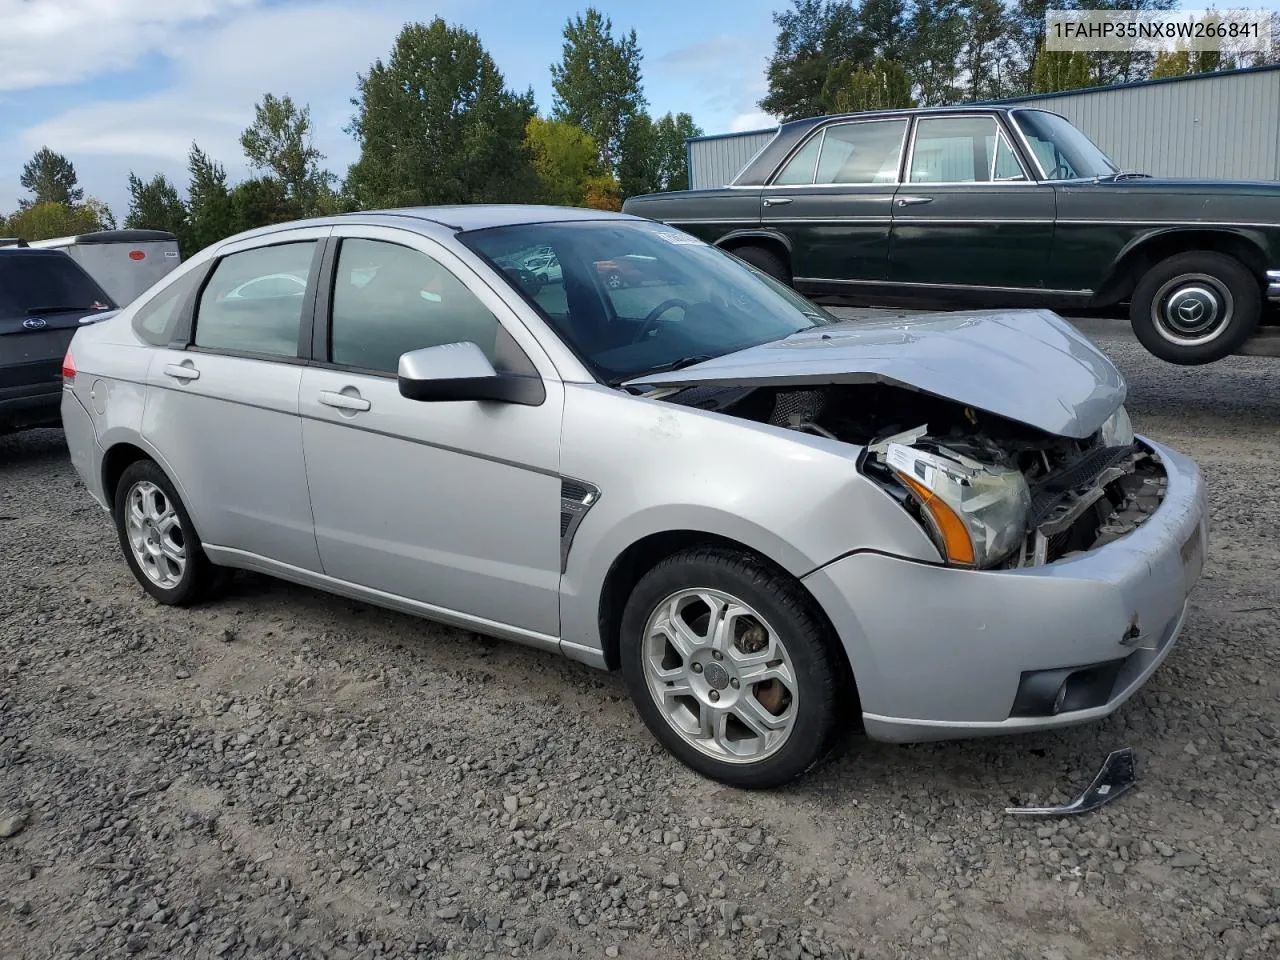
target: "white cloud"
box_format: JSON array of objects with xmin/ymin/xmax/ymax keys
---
[
  {"xmin": 648, "ymin": 32, "xmax": 773, "ymax": 136},
  {"xmin": 730, "ymin": 111, "xmax": 776, "ymax": 133},
  {"xmin": 0, "ymin": 0, "xmax": 260, "ymax": 91},
  {"xmin": 5, "ymin": 0, "xmax": 441, "ymax": 217}
]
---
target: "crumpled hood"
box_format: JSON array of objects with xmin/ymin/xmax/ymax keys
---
[{"xmin": 625, "ymin": 308, "xmax": 1126, "ymax": 440}]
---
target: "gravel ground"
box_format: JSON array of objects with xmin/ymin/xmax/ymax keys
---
[{"xmin": 1, "ymin": 316, "xmax": 1278, "ymax": 960}]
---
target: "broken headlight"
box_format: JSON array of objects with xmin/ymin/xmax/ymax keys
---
[
  {"xmin": 882, "ymin": 442, "xmax": 1032, "ymax": 568},
  {"xmin": 1099, "ymin": 405, "xmax": 1134, "ymax": 448}
]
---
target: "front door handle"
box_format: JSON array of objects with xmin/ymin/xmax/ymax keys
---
[
  {"xmin": 763, "ymin": 197, "xmax": 793, "ymax": 207},
  {"xmin": 318, "ymin": 390, "xmax": 371, "ymax": 412},
  {"xmin": 895, "ymin": 196, "xmax": 934, "ymax": 207},
  {"xmin": 163, "ymin": 362, "xmax": 200, "ymax": 381}
]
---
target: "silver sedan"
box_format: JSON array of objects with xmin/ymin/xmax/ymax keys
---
[{"xmin": 60, "ymin": 206, "xmax": 1208, "ymax": 788}]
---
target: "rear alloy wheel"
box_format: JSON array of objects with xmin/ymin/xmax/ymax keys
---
[
  {"xmin": 113, "ymin": 459, "xmax": 227, "ymax": 606},
  {"xmin": 1129, "ymin": 251, "xmax": 1261, "ymax": 364},
  {"xmin": 619, "ymin": 547, "xmax": 843, "ymax": 788},
  {"xmin": 730, "ymin": 245, "xmax": 792, "ymax": 286}
]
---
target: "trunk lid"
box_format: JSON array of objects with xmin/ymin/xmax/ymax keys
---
[{"xmin": 624, "ymin": 308, "xmax": 1125, "ymax": 440}]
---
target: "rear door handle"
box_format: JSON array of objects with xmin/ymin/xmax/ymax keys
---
[
  {"xmin": 319, "ymin": 390, "xmax": 371, "ymax": 412},
  {"xmin": 163, "ymin": 362, "xmax": 200, "ymax": 381},
  {"xmin": 895, "ymin": 196, "xmax": 934, "ymax": 207},
  {"xmin": 763, "ymin": 197, "xmax": 793, "ymax": 207}
]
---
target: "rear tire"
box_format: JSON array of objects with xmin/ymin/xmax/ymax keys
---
[
  {"xmin": 1129, "ymin": 251, "xmax": 1261, "ymax": 364},
  {"xmin": 619, "ymin": 546, "xmax": 845, "ymax": 789},
  {"xmin": 112, "ymin": 459, "xmax": 228, "ymax": 606},
  {"xmin": 731, "ymin": 245, "xmax": 792, "ymax": 286}
]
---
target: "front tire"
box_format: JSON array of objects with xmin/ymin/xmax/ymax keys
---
[
  {"xmin": 619, "ymin": 547, "xmax": 845, "ymax": 788},
  {"xmin": 1129, "ymin": 251, "xmax": 1261, "ymax": 364},
  {"xmin": 112, "ymin": 460, "xmax": 227, "ymax": 606}
]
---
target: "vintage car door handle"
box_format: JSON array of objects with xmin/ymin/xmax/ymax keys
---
[
  {"xmin": 762, "ymin": 197, "xmax": 793, "ymax": 206},
  {"xmin": 895, "ymin": 196, "xmax": 934, "ymax": 207},
  {"xmin": 163, "ymin": 362, "xmax": 200, "ymax": 381},
  {"xmin": 319, "ymin": 390, "xmax": 371, "ymax": 412}
]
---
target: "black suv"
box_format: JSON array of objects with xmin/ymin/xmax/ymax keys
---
[{"xmin": 1, "ymin": 244, "xmax": 117, "ymax": 435}]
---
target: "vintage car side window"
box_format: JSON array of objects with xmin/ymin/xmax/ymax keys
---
[
  {"xmin": 131, "ymin": 266, "xmax": 204, "ymax": 346},
  {"xmin": 773, "ymin": 134, "xmax": 823, "ymax": 185},
  {"xmin": 991, "ymin": 133, "xmax": 1027, "ymax": 180},
  {"xmin": 330, "ymin": 238, "xmax": 535, "ymax": 376},
  {"xmin": 814, "ymin": 119, "xmax": 907, "ymax": 184},
  {"xmin": 193, "ymin": 241, "xmax": 316, "ymax": 357},
  {"xmin": 908, "ymin": 116, "xmax": 1001, "ymax": 184}
]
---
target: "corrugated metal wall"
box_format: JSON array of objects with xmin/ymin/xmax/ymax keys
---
[
  {"xmin": 688, "ymin": 130, "xmax": 777, "ymax": 189},
  {"xmin": 687, "ymin": 67, "xmax": 1280, "ymax": 187},
  {"xmin": 1005, "ymin": 69, "xmax": 1280, "ymax": 180}
]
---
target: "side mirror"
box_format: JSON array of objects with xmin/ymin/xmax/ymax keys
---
[{"xmin": 396, "ymin": 341, "xmax": 545, "ymax": 406}]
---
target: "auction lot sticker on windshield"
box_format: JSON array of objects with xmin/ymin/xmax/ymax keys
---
[{"xmin": 656, "ymin": 231, "xmax": 700, "ymax": 245}]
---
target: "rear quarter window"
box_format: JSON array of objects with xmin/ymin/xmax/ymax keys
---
[{"xmin": 131, "ymin": 267, "xmax": 205, "ymax": 346}]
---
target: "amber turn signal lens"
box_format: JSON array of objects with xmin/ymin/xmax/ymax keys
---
[{"xmin": 896, "ymin": 472, "xmax": 976, "ymax": 566}]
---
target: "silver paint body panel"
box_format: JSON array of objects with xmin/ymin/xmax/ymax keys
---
[{"xmin": 60, "ymin": 207, "xmax": 1206, "ymax": 742}]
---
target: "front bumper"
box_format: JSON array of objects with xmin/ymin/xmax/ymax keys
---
[
  {"xmin": 1267, "ymin": 269, "xmax": 1280, "ymax": 302},
  {"xmin": 802, "ymin": 436, "xmax": 1207, "ymax": 743}
]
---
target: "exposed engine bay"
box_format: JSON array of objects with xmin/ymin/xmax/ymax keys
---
[{"xmin": 655, "ymin": 381, "xmax": 1167, "ymax": 569}]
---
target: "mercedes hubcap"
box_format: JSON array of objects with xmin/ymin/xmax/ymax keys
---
[
  {"xmin": 124, "ymin": 480, "xmax": 187, "ymax": 589},
  {"xmin": 641, "ymin": 589, "xmax": 799, "ymax": 764},
  {"xmin": 1152, "ymin": 274, "xmax": 1233, "ymax": 346}
]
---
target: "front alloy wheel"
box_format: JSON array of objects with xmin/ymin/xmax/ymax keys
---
[
  {"xmin": 641, "ymin": 588, "xmax": 799, "ymax": 764},
  {"xmin": 620, "ymin": 547, "xmax": 846, "ymax": 788}
]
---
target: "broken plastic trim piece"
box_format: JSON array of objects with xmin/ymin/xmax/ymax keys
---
[{"xmin": 1005, "ymin": 747, "xmax": 1138, "ymax": 817}]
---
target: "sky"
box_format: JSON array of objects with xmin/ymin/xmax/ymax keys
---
[{"xmin": 0, "ymin": 0, "xmax": 783, "ymax": 219}]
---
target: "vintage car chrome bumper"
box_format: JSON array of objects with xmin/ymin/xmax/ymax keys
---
[
  {"xmin": 802, "ymin": 436, "xmax": 1207, "ymax": 743},
  {"xmin": 1267, "ymin": 269, "xmax": 1280, "ymax": 302}
]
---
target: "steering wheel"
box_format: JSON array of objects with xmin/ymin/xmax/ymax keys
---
[{"xmin": 634, "ymin": 298, "xmax": 690, "ymax": 342}]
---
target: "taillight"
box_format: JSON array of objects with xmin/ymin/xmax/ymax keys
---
[{"xmin": 62, "ymin": 348, "xmax": 76, "ymax": 381}]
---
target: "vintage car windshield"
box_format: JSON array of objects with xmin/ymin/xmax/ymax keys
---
[
  {"xmin": 1012, "ymin": 110, "xmax": 1119, "ymax": 180},
  {"xmin": 462, "ymin": 220, "xmax": 836, "ymax": 384}
]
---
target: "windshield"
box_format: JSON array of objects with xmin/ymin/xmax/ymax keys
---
[
  {"xmin": 0, "ymin": 252, "xmax": 115, "ymax": 317},
  {"xmin": 461, "ymin": 219, "xmax": 835, "ymax": 384},
  {"xmin": 1012, "ymin": 110, "xmax": 1119, "ymax": 180}
]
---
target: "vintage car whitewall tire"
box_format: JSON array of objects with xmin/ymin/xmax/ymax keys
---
[{"xmin": 619, "ymin": 546, "xmax": 845, "ymax": 788}]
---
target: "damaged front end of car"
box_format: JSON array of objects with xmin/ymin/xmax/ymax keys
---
[{"xmin": 656, "ymin": 380, "xmax": 1164, "ymax": 571}]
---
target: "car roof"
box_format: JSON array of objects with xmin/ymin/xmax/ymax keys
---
[{"xmin": 224, "ymin": 205, "xmax": 646, "ymax": 247}]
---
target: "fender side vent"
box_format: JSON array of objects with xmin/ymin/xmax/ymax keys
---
[{"xmin": 560, "ymin": 478, "xmax": 601, "ymax": 574}]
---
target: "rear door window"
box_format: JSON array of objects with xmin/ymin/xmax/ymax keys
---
[
  {"xmin": 192, "ymin": 241, "xmax": 317, "ymax": 358},
  {"xmin": 0, "ymin": 253, "xmax": 114, "ymax": 318},
  {"xmin": 132, "ymin": 267, "xmax": 205, "ymax": 346}
]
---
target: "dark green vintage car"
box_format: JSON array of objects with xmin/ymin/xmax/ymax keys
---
[{"xmin": 621, "ymin": 105, "xmax": 1280, "ymax": 365}]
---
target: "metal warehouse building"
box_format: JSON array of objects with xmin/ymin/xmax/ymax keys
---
[{"xmin": 688, "ymin": 63, "xmax": 1280, "ymax": 188}]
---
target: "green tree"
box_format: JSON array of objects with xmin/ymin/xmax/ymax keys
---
[
  {"xmin": 1150, "ymin": 49, "xmax": 1190, "ymax": 79},
  {"xmin": 962, "ymin": 0, "xmax": 1013, "ymax": 100},
  {"xmin": 823, "ymin": 58, "xmax": 915, "ymax": 112},
  {"xmin": 617, "ymin": 113, "xmax": 659, "ymax": 198},
  {"xmin": 345, "ymin": 18, "xmax": 538, "ymax": 209},
  {"xmin": 1031, "ymin": 41, "xmax": 1092, "ymax": 93},
  {"xmin": 239, "ymin": 93, "xmax": 336, "ymax": 216},
  {"xmin": 19, "ymin": 147, "xmax": 84, "ymax": 208},
  {"xmin": 906, "ymin": 0, "xmax": 967, "ymax": 106},
  {"xmin": 550, "ymin": 8, "xmax": 647, "ymax": 172},
  {"xmin": 523, "ymin": 117, "xmax": 602, "ymax": 206},
  {"xmin": 4, "ymin": 201, "xmax": 106, "ymax": 241},
  {"xmin": 124, "ymin": 172, "xmax": 190, "ymax": 251},
  {"xmin": 650, "ymin": 112, "xmax": 701, "ymax": 192},
  {"xmin": 229, "ymin": 177, "xmax": 295, "ymax": 229},
  {"xmin": 186, "ymin": 143, "xmax": 238, "ymax": 252},
  {"xmin": 759, "ymin": 0, "xmax": 866, "ymax": 121}
]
